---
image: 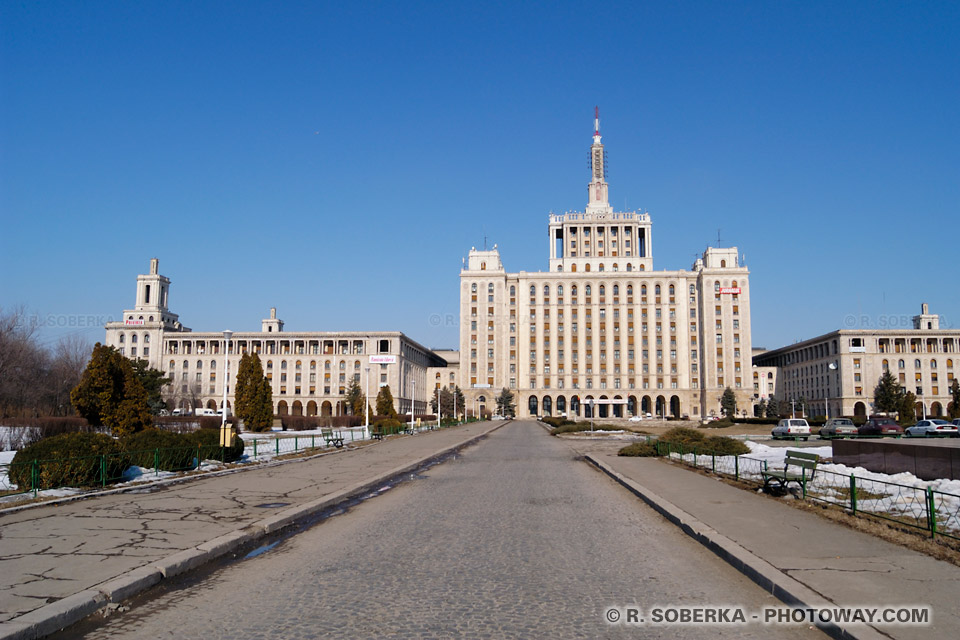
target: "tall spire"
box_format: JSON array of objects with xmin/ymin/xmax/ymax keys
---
[{"xmin": 587, "ymin": 106, "xmax": 610, "ymax": 211}]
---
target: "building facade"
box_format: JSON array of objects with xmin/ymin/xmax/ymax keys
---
[
  {"xmin": 459, "ymin": 114, "xmax": 755, "ymax": 419},
  {"xmin": 104, "ymin": 259, "xmax": 446, "ymax": 416},
  {"xmin": 752, "ymin": 304, "xmax": 960, "ymax": 419}
]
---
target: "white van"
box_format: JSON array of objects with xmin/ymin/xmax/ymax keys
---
[{"xmin": 196, "ymin": 408, "xmax": 217, "ymax": 417}]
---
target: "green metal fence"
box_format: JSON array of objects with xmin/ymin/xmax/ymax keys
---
[
  {"xmin": 0, "ymin": 420, "xmax": 471, "ymax": 501},
  {"xmin": 653, "ymin": 440, "xmax": 960, "ymax": 541}
]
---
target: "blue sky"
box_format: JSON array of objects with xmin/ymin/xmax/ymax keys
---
[{"xmin": 2, "ymin": 1, "xmax": 958, "ymax": 353}]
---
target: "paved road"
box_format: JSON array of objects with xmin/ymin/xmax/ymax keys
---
[{"xmin": 62, "ymin": 421, "xmax": 822, "ymax": 639}]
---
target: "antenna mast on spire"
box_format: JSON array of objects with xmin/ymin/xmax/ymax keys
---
[{"xmin": 594, "ymin": 106, "xmax": 600, "ymax": 135}]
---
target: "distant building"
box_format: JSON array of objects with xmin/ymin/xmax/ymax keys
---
[
  {"xmin": 458, "ymin": 113, "xmax": 754, "ymax": 419},
  {"xmin": 752, "ymin": 304, "xmax": 960, "ymax": 418},
  {"xmin": 104, "ymin": 259, "xmax": 446, "ymax": 416}
]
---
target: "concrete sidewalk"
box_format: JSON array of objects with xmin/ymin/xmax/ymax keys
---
[
  {"xmin": 0, "ymin": 421, "xmax": 505, "ymax": 640},
  {"xmin": 571, "ymin": 440, "xmax": 960, "ymax": 640}
]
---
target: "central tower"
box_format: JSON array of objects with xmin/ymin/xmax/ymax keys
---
[{"xmin": 548, "ymin": 109, "xmax": 653, "ymax": 273}]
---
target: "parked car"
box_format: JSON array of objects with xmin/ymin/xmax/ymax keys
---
[
  {"xmin": 819, "ymin": 418, "xmax": 858, "ymax": 438},
  {"xmin": 771, "ymin": 418, "xmax": 811, "ymax": 440},
  {"xmin": 858, "ymin": 417, "xmax": 903, "ymax": 436},
  {"xmin": 953, "ymin": 419, "xmax": 960, "ymax": 429},
  {"xmin": 904, "ymin": 419, "xmax": 958, "ymax": 438},
  {"xmin": 628, "ymin": 415, "xmax": 644, "ymax": 422}
]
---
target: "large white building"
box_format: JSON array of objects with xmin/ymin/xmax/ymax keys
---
[
  {"xmin": 104, "ymin": 259, "xmax": 446, "ymax": 417},
  {"xmin": 753, "ymin": 304, "xmax": 960, "ymax": 419},
  {"xmin": 458, "ymin": 113, "xmax": 755, "ymax": 419}
]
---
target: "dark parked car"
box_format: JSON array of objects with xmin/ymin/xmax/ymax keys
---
[{"xmin": 858, "ymin": 417, "xmax": 903, "ymax": 436}]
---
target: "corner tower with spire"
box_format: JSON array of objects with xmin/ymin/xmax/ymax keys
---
[{"xmin": 548, "ymin": 108, "xmax": 653, "ymax": 273}]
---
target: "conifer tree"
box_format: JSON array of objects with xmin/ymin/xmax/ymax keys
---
[
  {"xmin": 721, "ymin": 387, "xmax": 737, "ymax": 418},
  {"xmin": 71, "ymin": 343, "xmax": 152, "ymax": 435},
  {"xmin": 376, "ymin": 385, "xmax": 397, "ymax": 417},
  {"xmin": 346, "ymin": 377, "xmax": 364, "ymax": 416},
  {"xmin": 873, "ymin": 370, "xmax": 901, "ymax": 413},
  {"xmin": 234, "ymin": 353, "xmax": 273, "ymax": 432}
]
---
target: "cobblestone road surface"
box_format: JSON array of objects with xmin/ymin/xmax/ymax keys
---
[{"xmin": 63, "ymin": 421, "xmax": 822, "ymax": 639}]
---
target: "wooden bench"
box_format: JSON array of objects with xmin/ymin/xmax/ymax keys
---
[
  {"xmin": 761, "ymin": 450, "xmax": 819, "ymax": 496},
  {"xmin": 401, "ymin": 424, "xmax": 414, "ymax": 435},
  {"xmin": 321, "ymin": 428, "xmax": 344, "ymax": 449},
  {"xmin": 370, "ymin": 427, "xmax": 385, "ymax": 441}
]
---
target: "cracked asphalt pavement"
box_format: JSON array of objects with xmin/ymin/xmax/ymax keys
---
[
  {"xmin": 0, "ymin": 422, "xmax": 498, "ymax": 623},
  {"xmin": 61, "ymin": 421, "xmax": 821, "ymax": 639}
]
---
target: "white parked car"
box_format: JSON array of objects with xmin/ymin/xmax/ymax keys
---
[
  {"xmin": 772, "ymin": 419, "xmax": 811, "ymax": 440},
  {"xmin": 628, "ymin": 415, "xmax": 643, "ymax": 422},
  {"xmin": 905, "ymin": 419, "xmax": 958, "ymax": 438}
]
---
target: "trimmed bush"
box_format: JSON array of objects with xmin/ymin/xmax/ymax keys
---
[
  {"xmin": 703, "ymin": 417, "xmax": 734, "ymax": 428},
  {"xmin": 9, "ymin": 432, "xmax": 124, "ymax": 490},
  {"xmin": 373, "ymin": 418, "xmax": 404, "ymax": 435},
  {"xmin": 122, "ymin": 429, "xmax": 196, "ymax": 471},
  {"xmin": 185, "ymin": 428, "xmax": 245, "ymax": 463},
  {"xmin": 550, "ymin": 422, "xmax": 623, "ymax": 435},
  {"xmin": 281, "ymin": 415, "xmax": 321, "ymax": 431},
  {"xmin": 702, "ymin": 435, "xmax": 750, "ymax": 456},
  {"xmin": 659, "ymin": 427, "xmax": 706, "ymax": 449},
  {"xmin": 617, "ymin": 442, "xmax": 659, "ymax": 457}
]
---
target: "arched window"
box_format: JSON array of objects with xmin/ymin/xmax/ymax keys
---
[
  {"xmin": 197, "ymin": 360, "xmax": 203, "ymax": 369},
  {"xmin": 669, "ymin": 285, "xmax": 675, "ymax": 295},
  {"xmin": 182, "ymin": 360, "xmax": 188, "ymax": 368},
  {"xmin": 295, "ymin": 360, "xmax": 302, "ymax": 370},
  {"xmin": 168, "ymin": 360, "xmax": 174, "ymax": 369},
  {"xmin": 471, "ymin": 283, "xmax": 477, "ymax": 292},
  {"xmin": 599, "ymin": 285, "xmax": 605, "ymax": 297},
  {"xmin": 585, "ymin": 264, "xmax": 591, "ymax": 272},
  {"xmin": 613, "ymin": 285, "xmax": 619, "ymax": 296},
  {"xmin": 144, "ymin": 334, "xmax": 150, "ymax": 343},
  {"xmin": 732, "ymin": 280, "xmax": 738, "ymax": 288},
  {"xmin": 655, "ymin": 284, "xmax": 661, "ymax": 295},
  {"xmin": 310, "ymin": 361, "xmax": 316, "ymax": 370},
  {"xmin": 585, "ymin": 285, "xmax": 592, "ymax": 296},
  {"xmin": 899, "ymin": 359, "xmax": 905, "ymax": 369},
  {"xmin": 211, "ymin": 360, "xmax": 216, "ymax": 369},
  {"xmin": 931, "ymin": 359, "xmax": 937, "ymax": 369},
  {"xmin": 641, "ymin": 284, "xmax": 647, "ymax": 295},
  {"xmin": 543, "ymin": 285, "xmax": 549, "ymax": 296},
  {"xmin": 627, "ymin": 285, "xmax": 633, "ymax": 296},
  {"xmin": 721, "ymin": 260, "xmax": 726, "ymax": 267},
  {"xmin": 325, "ymin": 360, "xmax": 331, "ymax": 370},
  {"xmin": 690, "ymin": 284, "xmax": 696, "ymax": 295},
  {"xmin": 132, "ymin": 335, "xmax": 138, "ymax": 344},
  {"xmin": 948, "ymin": 359, "xmax": 954, "ymax": 368},
  {"xmin": 510, "ymin": 285, "xmax": 515, "ymax": 295},
  {"xmin": 598, "ymin": 263, "xmax": 604, "ymax": 272},
  {"xmin": 119, "ymin": 334, "xmax": 125, "ymax": 343},
  {"xmin": 281, "ymin": 361, "xmax": 288, "ymax": 370},
  {"xmin": 882, "ymin": 359, "xmax": 889, "ymax": 370},
  {"xmin": 488, "ymin": 283, "xmax": 494, "ymax": 292},
  {"xmin": 571, "ymin": 285, "xmax": 578, "ymax": 297},
  {"xmin": 915, "ymin": 359, "xmax": 921, "ymax": 368},
  {"xmin": 612, "ymin": 263, "xmax": 618, "ymax": 271},
  {"xmin": 714, "ymin": 281, "xmax": 721, "ymax": 292},
  {"xmin": 339, "ymin": 361, "xmax": 345, "ymax": 370},
  {"xmin": 571, "ymin": 264, "xmax": 577, "ymax": 272},
  {"xmin": 557, "ymin": 285, "xmax": 563, "ymax": 296},
  {"xmin": 355, "ymin": 361, "xmax": 361, "ymax": 369},
  {"xmin": 530, "ymin": 285, "xmax": 536, "ymax": 296}
]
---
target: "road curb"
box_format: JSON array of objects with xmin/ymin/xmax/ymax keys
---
[
  {"xmin": 584, "ymin": 454, "xmax": 888, "ymax": 640},
  {"xmin": 0, "ymin": 421, "xmax": 506, "ymax": 640}
]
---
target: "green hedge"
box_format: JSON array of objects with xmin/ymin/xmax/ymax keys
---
[
  {"xmin": 9, "ymin": 432, "xmax": 124, "ymax": 490},
  {"xmin": 185, "ymin": 428, "xmax": 245, "ymax": 463},
  {"xmin": 618, "ymin": 442, "xmax": 659, "ymax": 457},
  {"xmin": 123, "ymin": 429, "xmax": 196, "ymax": 471}
]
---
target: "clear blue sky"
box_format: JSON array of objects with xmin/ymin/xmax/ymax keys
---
[{"xmin": 2, "ymin": 1, "xmax": 958, "ymax": 353}]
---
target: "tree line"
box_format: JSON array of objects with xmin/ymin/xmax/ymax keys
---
[{"xmin": 0, "ymin": 307, "xmax": 92, "ymax": 418}]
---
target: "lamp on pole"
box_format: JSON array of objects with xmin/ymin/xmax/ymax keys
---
[
  {"xmin": 436, "ymin": 387, "xmax": 441, "ymax": 429},
  {"xmin": 410, "ymin": 379, "xmax": 416, "ymax": 431},
  {"xmin": 364, "ymin": 366, "xmax": 370, "ymax": 435},
  {"xmin": 220, "ymin": 330, "xmax": 233, "ymax": 448}
]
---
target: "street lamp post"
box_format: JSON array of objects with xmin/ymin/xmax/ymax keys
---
[
  {"xmin": 364, "ymin": 366, "xmax": 370, "ymax": 435},
  {"xmin": 410, "ymin": 379, "xmax": 416, "ymax": 431},
  {"xmin": 220, "ymin": 330, "xmax": 233, "ymax": 448},
  {"xmin": 436, "ymin": 388, "xmax": 441, "ymax": 429}
]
